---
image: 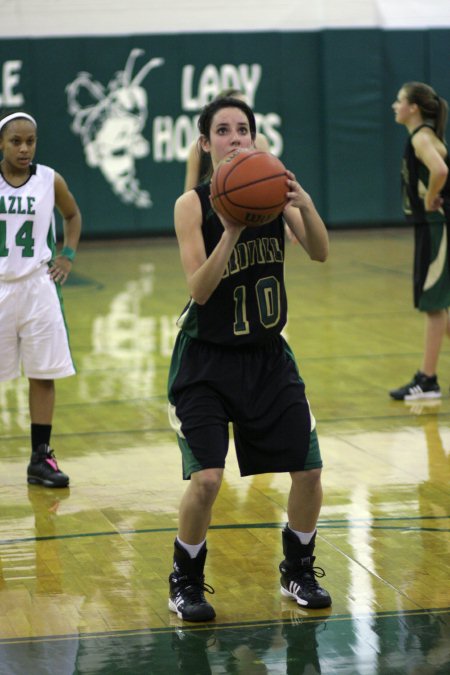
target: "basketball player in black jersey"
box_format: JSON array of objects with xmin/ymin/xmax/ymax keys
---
[
  {"xmin": 167, "ymin": 97, "xmax": 331, "ymax": 621},
  {"xmin": 390, "ymin": 82, "xmax": 450, "ymax": 401}
]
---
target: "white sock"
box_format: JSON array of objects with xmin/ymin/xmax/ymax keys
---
[
  {"xmin": 289, "ymin": 527, "xmax": 316, "ymax": 545},
  {"xmin": 177, "ymin": 537, "xmax": 206, "ymax": 559}
]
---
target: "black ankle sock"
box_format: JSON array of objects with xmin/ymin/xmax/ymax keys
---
[{"xmin": 31, "ymin": 424, "xmax": 52, "ymax": 452}]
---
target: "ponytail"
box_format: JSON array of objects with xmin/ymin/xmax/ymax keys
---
[{"xmin": 403, "ymin": 81, "xmax": 448, "ymax": 142}]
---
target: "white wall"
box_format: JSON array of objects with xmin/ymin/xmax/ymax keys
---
[{"xmin": 2, "ymin": 0, "xmax": 450, "ymax": 38}]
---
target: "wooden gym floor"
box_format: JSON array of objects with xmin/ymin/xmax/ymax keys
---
[{"xmin": 0, "ymin": 228, "xmax": 449, "ymax": 674}]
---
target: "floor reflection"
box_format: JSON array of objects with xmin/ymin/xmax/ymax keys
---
[{"xmin": 1, "ymin": 611, "xmax": 448, "ymax": 674}]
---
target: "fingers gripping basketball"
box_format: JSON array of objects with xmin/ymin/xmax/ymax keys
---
[{"xmin": 211, "ymin": 149, "xmax": 288, "ymax": 227}]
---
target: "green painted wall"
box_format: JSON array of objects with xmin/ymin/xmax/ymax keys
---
[{"xmin": 1, "ymin": 29, "xmax": 448, "ymax": 236}]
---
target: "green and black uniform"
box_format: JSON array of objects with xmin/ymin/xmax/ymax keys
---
[
  {"xmin": 401, "ymin": 123, "xmax": 450, "ymax": 311},
  {"xmin": 168, "ymin": 183, "xmax": 322, "ymax": 479}
]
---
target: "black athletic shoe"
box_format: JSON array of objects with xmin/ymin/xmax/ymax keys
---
[
  {"xmin": 280, "ymin": 556, "xmax": 331, "ymax": 609},
  {"xmin": 168, "ymin": 540, "xmax": 216, "ymax": 622},
  {"xmin": 279, "ymin": 527, "xmax": 331, "ymax": 609},
  {"xmin": 169, "ymin": 573, "xmax": 215, "ymax": 622},
  {"xmin": 389, "ymin": 371, "xmax": 441, "ymax": 401},
  {"xmin": 27, "ymin": 444, "xmax": 70, "ymax": 488}
]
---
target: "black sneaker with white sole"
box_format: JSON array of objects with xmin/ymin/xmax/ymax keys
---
[
  {"xmin": 280, "ymin": 557, "xmax": 331, "ymax": 609},
  {"xmin": 389, "ymin": 371, "xmax": 441, "ymax": 401},
  {"xmin": 168, "ymin": 540, "xmax": 216, "ymax": 622},
  {"xmin": 279, "ymin": 526, "xmax": 331, "ymax": 609}
]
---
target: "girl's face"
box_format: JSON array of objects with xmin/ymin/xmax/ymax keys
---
[
  {"xmin": 392, "ymin": 88, "xmax": 416, "ymax": 125},
  {"xmin": 201, "ymin": 107, "xmax": 254, "ymax": 167},
  {"xmin": 0, "ymin": 119, "xmax": 37, "ymax": 173}
]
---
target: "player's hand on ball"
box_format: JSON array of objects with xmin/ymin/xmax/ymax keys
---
[
  {"xmin": 209, "ymin": 196, "xmax": 247, "ymax": 233},
  {"xmin": 285, "ymin": 170, "xmax": 313, "ymax": 211}
]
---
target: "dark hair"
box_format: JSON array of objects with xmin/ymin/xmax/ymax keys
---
[
  {"xmin": 216, "ymin": 88, "xmax": 244, "ymax": 99},
  {"xmin": 195, "ymin": 97, "xmax": 257, "ymax": 184},
  {"xmin": 198, "ymin": 96, "xmax": 257, "ymax": 142},
  {"xmin": 0, "ymin": 110, "xmax": 37, "ymax": 137},
  {"xmin": 403, "ymin": 82, "xmax": 448, "ymax": 142}
]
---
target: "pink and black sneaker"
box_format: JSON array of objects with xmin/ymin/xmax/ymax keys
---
[{"xmin": 27, "ymin": 444, "xmax": 70, "ymax": 488}]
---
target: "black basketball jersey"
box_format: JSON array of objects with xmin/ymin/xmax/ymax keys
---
[
  {"xmin": 177, "ymin": 183, "xmax": 287, "ymax": 346},
  {"xmin": 198, "ymin": 150, "xmax": 212, "ymax": 185},
  {"xmin": 401, "ymin": 123, "xmax": 450, "ymax": 224}
]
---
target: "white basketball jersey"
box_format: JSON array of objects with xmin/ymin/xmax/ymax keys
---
[{"xmin": 0, "ymin": 164, "xmax": 55, "ymax": 281}]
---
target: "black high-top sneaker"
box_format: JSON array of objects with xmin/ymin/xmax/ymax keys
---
[
  {"xmin": 279, "ymin": 527, "xmax": 331, "ymax": 609},
  {"xmin": 27, "ymin": 444, "xmax": 69, "ymax": 488},
  {"xmin": 389, "ymin": 371, "xmax": 441, "ymax": 401},
  {"xmin": 168, "ymin": 540, "xmax": 216, "ymax": 622}
]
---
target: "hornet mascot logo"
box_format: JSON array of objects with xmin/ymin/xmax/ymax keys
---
[{"xmin": 66, "ymin": 49, "xmax": 164, "ymax": 208}]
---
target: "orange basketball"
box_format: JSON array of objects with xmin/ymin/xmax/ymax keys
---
[{"xmin": 210, "ymin": 149, "xmax": 288, "ymax": 227}]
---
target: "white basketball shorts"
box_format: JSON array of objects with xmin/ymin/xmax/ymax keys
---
[{"xmin": 0, "ymin": 266, "xmax": 76, "ymax": 381}]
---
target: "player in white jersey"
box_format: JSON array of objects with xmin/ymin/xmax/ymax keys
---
[{"xmin": 0, "ymin": 111, "xmax": 82, "ymax": 487}]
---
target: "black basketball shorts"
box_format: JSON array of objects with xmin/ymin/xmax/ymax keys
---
[{"xmin": 168, "ymin": 332, "xmax": 322, "ymax": 479}]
